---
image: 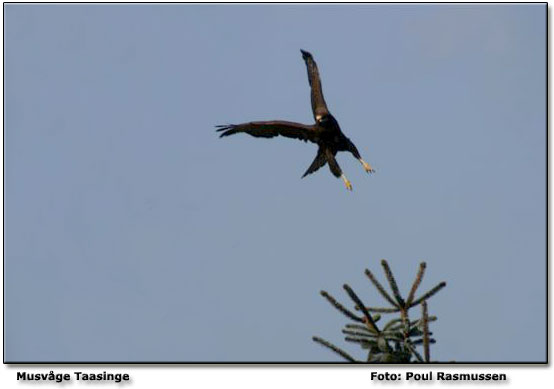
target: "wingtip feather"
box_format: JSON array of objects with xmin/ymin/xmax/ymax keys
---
[{"xmin": 216, "ymin": 124, "xmax": 238, "ymax": 137}]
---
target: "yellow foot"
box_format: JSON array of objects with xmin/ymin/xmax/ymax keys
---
[
  {"xmin": 362, "ymin": 161, "xmax": 375, "ymax": 174},
  {"xmin": 341, "ymin": 175, "xmax": 353, "ymax": 191}
]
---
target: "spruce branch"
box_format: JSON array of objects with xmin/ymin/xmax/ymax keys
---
[
  {"xmin": 412, "ymin": 338, "xmax": 436, "ymax": 346},
  {"xmin": 320, "ymin": 290, "xmax": 364, "ymax": 323},
  {"xmin": 409, "ymin": 282, "xmax": 447, "ymax": 308},
  {"xmin": 343, "ymin": 284, "xmax": 380, "ymax": 333},
  {"xmin": 344, "ymin": 336, "xmax": 376, "ymax": 346},
  {"xmin": 345, "ymin": 323, "xmax": 378, "ymax": 333},
  {"xmin": 407, "ymin": 343, "xmax": 424, "ymax": 362},
  {"xmin": 312, "ymin": 336, "xmax": 357, "ymax": 362},
  {"xmin": 382, "ymin": 318, "xmax": 403, "ymax": 331},
  {"xmin": 407, "ymin": 262, "xmax": 427, "ymax": 306},
  {"xmin": 342, "ymin": 329, "xmax": 376, "ymax": 339},
  {"xmin": 364, "ymin": 268, "xmax": 399, "ymax": 308},
  {"xmin": 366, "ymin": 306, "xmax": 401, "ymax": 313},
  {"xmin": 422, "ymin": 301, "xmax": 431, "ymax": 362},
  {"xmin": 381, "ymin": 260, "xmax": 405, "ymax": 307}
]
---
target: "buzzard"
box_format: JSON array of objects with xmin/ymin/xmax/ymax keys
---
[{"xmin": 216, "ymin": 50, "xmax": 374, "ymax": 191}]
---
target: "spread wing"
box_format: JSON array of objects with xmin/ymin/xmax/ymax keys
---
[
  {"xmin": 216, "ymin": 120, "xmax": 316, "ymax": 142},
  {"xmin": 301, "ymin": 50, "xmax": 330, "ymax": 121}
]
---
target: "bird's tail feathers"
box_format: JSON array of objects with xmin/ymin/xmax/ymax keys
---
[{"xmin": 302, "ymin": 148, "xmax": 327, "ymax": 178}]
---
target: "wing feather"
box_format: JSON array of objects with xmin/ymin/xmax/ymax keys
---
[
  {"xmin": 301, "ymin": 50, "xmax": 330, "ymax": 120},
  {"xmin": 216, "ymin": 120, "xmax": 316, "ymax": 142}
]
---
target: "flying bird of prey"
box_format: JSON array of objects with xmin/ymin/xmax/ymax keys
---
[{"xmin": 216, "ymin": 50, "xmax": 374, "ymax": 191}]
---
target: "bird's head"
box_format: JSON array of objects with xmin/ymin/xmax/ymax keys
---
[{"xmin": 317, "ymin": 114, "xmax": 338, "ymax": 128}]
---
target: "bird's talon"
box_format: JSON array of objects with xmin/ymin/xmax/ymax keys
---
[{"xmin": 362, "ymin": 161, "xmax": 375, "ymax": 174}]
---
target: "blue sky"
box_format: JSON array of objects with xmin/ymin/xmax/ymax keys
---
[{"xmin": 4, "ymin": 4, "xmax": 546, "ymax": 362}]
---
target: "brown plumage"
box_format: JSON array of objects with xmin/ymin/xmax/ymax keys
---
[{"xmin": 216, "ymin": 50, "xmax": 374, "ymax": 191}]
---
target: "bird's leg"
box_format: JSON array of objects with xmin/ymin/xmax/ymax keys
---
[
  {"xmin": 359, "ymin": 158, "xmax": 375, "ymax": 174},
  {"xmin": 341, "ymin": 174, "xmax": 353, "ymax": 191}
]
